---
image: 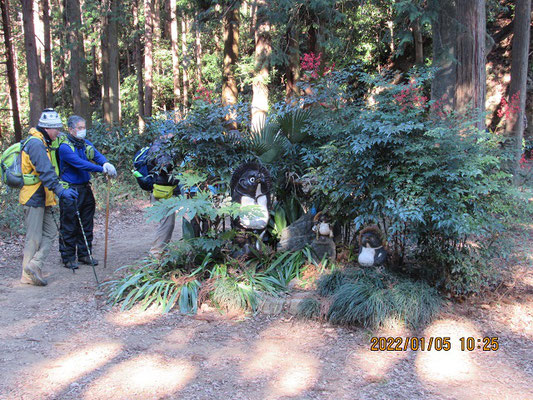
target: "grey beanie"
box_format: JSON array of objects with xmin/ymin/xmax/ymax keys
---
[{"xmin": 37, "ymin": 108, "xmax": 63, "ymax": 129}]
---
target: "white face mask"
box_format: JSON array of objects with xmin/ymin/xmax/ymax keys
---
[{"xmin": 76, "ymin": 129, "xmax": 87, "ymax": 139}]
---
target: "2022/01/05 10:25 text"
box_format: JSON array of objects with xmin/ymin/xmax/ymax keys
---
[{"xmin": 370, "ymin": 337, "xmax": 499, "ymax": 351}]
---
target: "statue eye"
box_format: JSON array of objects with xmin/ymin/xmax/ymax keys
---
[{"xmin": 250, "ymin": 177, "xmax": 255, "ymax": 183}]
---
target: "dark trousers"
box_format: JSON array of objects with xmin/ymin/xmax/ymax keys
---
[{"xmin": 59, "ymin": 183, "xmax": 95, "ymax": 262}]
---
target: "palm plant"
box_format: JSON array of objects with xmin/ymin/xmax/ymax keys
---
[
  {"xmin": 244, "ymin": 119, "xmax": 288, "ymax": 163},
  {"xmin": 278, "ymin": 109, "xmax": 312, "ymax": 144}
]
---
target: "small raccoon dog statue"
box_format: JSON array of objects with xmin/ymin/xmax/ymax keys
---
[
  {"xmin": 357, "ymin": 226, "xmax": 388, "ymax": 267},
  {"xmin": 312, "ymin": 211, "xmax": 334, "ymax": 240}
]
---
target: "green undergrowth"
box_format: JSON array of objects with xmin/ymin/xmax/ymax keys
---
[
  {"xmin": 297, "ymin": 268, "xmax": 442, "ymax": 329},
  {"xmin": 104, "ymin": 238, "xmax": 325, "ymax": 314},
  {"xmin": 0, "ymin": 187, "xmax": 25, "ymax": 236}
]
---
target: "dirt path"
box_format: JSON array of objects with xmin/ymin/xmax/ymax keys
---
[{"xmin": 0, "ymin": 202, "xmax": 532, "ymax": 400}]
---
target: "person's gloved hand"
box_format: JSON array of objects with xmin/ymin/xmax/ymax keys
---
[
  {"xmin": 102, "ymin": 162, "xmax": 117, "ymax": 178},
  {"xmin": 60, "ymin": 188, "xmax": 78, "ymax": 202}
]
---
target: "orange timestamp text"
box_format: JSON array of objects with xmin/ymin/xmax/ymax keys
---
[{"xmin": 370, "ymin": 336, "xmax": 499, "ymax": 352}]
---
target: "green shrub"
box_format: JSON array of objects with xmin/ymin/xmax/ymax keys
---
[
  {"xmin": 0, "ymin": 187, "xmax": 25, "ymax": 237},
  {"xmin": 305, "ymin": 67, "xmax": 527, "ymax": 294}
]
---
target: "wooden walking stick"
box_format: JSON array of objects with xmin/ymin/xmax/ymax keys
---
[{"xmin": 104, "ymin": 176, "xmax": 111, "ymax": 268}]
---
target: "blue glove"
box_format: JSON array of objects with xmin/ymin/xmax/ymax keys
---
[{"xmin": 60, "ymin": 188, "xmax": 79, "ymax": 202}]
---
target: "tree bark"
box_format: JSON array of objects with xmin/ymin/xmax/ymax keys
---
[
  {"xmin": 21, "ymin": 0, "xmax": 44, "ymax": 126},
  {"xmin": 34, "ymin": 0, "xmax": 46, "ymax": 105},
  {"xmin": 430, "ymin": 0, "xmax": 457, "ymax": 112},
  {"xmin": 181, "ymin": 13, "xmax": 189, "ymax": 107},
  {"xmin": 285, "ymin": 21, "xmax": 300, "ymax": 101},
  {"xmin": 144, "ymin": 0, "xmax": 154, "ymax": 118},
  {"xmin": 170, "ymin": 0, "xmax": 181, "ymax": 112},
  {"xmin": 194, "ymin": 12, "xmax": 203, "ymax": 85},
  {"xmin": 66, "ymin": 0, "xmax": 91, "ymax": 127},
  {"xmin": 504, "ymin": 0, "xmax": 531, "ymax": 177},
  {"xmin": 412, "ymin": 19, "xmax": 424, "ymax": 65},
  {"xmin": 1, "ymin": 0, "xmax": 23, "ymax": 142},
  {"xmin": 42, "ymin": 0, "xmax": 53, "ymax": 107},
  {"xmin": 101, "ymin": 0, "xmax": 120, "ymax": 125},
  {"xmin": 251, "ymin": 0, "xmax": 271, "ymax": 131},
  {"xmin": 133, "ymin": 0, "xmax": 145, "ymax": 130},
  {"xmin": 222, "ymin": 1, "xmax": 239, "ymax": 107},
  {"xmin": 56, "ymin": 0, "xmax": 68, "ymax": 94},
  {"xmin": 454, "ymin": 0, "xmax": 486, "ymax": 130}
]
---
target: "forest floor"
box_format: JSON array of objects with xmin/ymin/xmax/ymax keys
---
[{"xmin": 0, "ymin": 200, "xmax": 532, "ymax": 400}]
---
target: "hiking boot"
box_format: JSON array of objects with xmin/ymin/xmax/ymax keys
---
[
  {"xmin": 20, "ymin": 266, "xmax": 48, "ymax": 286},
  {"xmin": 63, "ymin": 260, "xmax": 79, "ymax": 270},
  {"xmin": 78, "ymin": 256, "xmax": 98, "ymax": 266}
]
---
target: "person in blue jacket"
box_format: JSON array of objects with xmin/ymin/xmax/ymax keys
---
[{"xmin": 58, "ymin": 115, "xmax": 117, "ymax": 270}]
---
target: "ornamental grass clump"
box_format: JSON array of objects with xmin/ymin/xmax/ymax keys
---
[{"xmin": 303, "ymin": 269, "xmax": 441, "ymax": 329}]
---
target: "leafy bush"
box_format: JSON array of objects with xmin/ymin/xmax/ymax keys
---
[
  {"xmin": 304, "ymin": 68, "xmax": 527, "ymax": 294},
  {"xmin": 0, "ymin": 187, "xmax": 25, "ymax": 236},
  {"xmin": 105, "ymin": 229, "xmax": 321, "ymax": 314}
]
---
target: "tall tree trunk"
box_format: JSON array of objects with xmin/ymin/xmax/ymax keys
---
[
  {"xmin": 181, "ymin": 13, "xmax": 189, "ymax": 107},
  {"xmin": 454, "ymin": 0, "xmax": 486, "ymax": 130},
  {"xmin": 21, "ymin": 0, "xmax": 44, "ymax": 126},
  {"xmin": 42, "ymin": 0, "xmax": 53, "ymax": 107},
  {"xmin": 153, "ymin": 0, "xmax": 162, "ymax": 77},
  {"xmin": 387, "ymin": 20, "xmax": 395, "ymax": 53},
  {"xmin": 109, "ymin": 0, "xmax": 120, "ymax": 124},
  {"xmin": 222, "ymin": 0, "xmax": 239, "ymax": 117},
  {"xmin": 56, "ymin": 0, "xmax": 68, "ymax": 94},
  {"xmin": 34, "ymin": 0, "xmax": 46, "ymax": 105},
  {"xmin": 194, "ymin": 12, "xmax": 202, "ymax": 85},
  {"xmin": 251, "ymin": 0, "xmax": 270, "ymax": 131},
  {"xmin": 144, "ymin": 0, "xmax": 154, "ymax": 118},
  {"xmin": 526, "ymin": 24, "xmax": 533, "ymax": 142},
  {"xmin": 285, "ymin": 21, "xmax": 300, "ymax": 101},
  {"xmin": 133, "ymin": 0, "xmax": 145, "ymax": 130},
  {"xmin": 1, "ymin": 0, "xmax": 23, "ymax": 141},
  {"xmin": 101, "ymin": 0, "xmax": 120, "ymax": 125},
  {"xmin": 66, "ymin": 0, "xmax": 91, "ymax": 127},
  {"xmin": 412, "ymin": 19, "xmax": 423, "ymax": 64},
  {"xmin": 170, "ymin": 0, "xmax": 180, "ymax": 113},
  {"xmin": 153, "ymin": 0, "xmax": 161, "ymax": 44},
  {"xmin": 504, "ymin": 0, "xmax": 531, "ymax": 177},
  {"xmin": 430, "ymin": 0, "xmax": 457, "ymax": 112}
]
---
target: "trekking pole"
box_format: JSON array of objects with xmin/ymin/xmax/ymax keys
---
[
  {"xmin": 75, "ymin": 206, "xmax": 100, "ymax": 285},
  {"xmin": 50, "ymin": 208, "xmax": 76, "ymax": 274},
  {"xmin": 104, "ymin": 176, "xmax": 111, "ymax": 269}
]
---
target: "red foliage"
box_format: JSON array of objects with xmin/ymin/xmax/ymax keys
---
[
  {"xmin": 300, "ymin": 52, "xmax": 335, "ymax": 80},
  {"xmin": 497, "ymin": 91, "xmax": 520, "ymax": 120},
  {"xmin": 393, "ymin": 81, "xmax": 428, "ymax": 112},
  {"xmin": 300, "ymin": 52, "xmax": 322, "ymax": 79},
  {"xmin": 193, "ymin": 86, "xmax": 213, "ymax": 103},
  {"xmin": 519, "ymin": 153, "xmax": 532, "ymax": 170}
]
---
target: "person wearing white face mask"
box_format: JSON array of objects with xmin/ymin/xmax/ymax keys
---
[{"xmin": 56, "ymin": 115, "xmax": 116, "ymax": 270}]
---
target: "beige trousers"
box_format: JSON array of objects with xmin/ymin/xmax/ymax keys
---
[
  {"xmin": 149, "ymin": 195, "xmax": 176, "ymax": 257},
  {"xmin": 21, "ymin": 206, "xmax": 57, "ymax": 277}
]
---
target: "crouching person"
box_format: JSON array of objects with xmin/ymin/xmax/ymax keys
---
[
  {"xmin": 58, "ymin": 115, "xmax": 117, "ymax": 270},
  {"xmin": 20, "ymin": 109, "xmax": 79, "ymax": 286}
]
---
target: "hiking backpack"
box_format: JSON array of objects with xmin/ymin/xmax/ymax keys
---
[
  {"xmin": 50, "ymin": 134, "xmax": 95, "ymax": 181},
  {"xmin": 132, "ymin": 146, "xmax": 154, "ymax": 191},
  {"xmin": 0, "ymin": 137, "xmax": 40, "ymax": 188},
  {"xmin": 0, "ymin": 134, "xmax": 96, "ymax": 189}
]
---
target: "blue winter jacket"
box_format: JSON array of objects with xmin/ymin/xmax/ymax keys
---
[{"xmin": 58, "ymin": 138, "xmax": 108, "ymax": 184}]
